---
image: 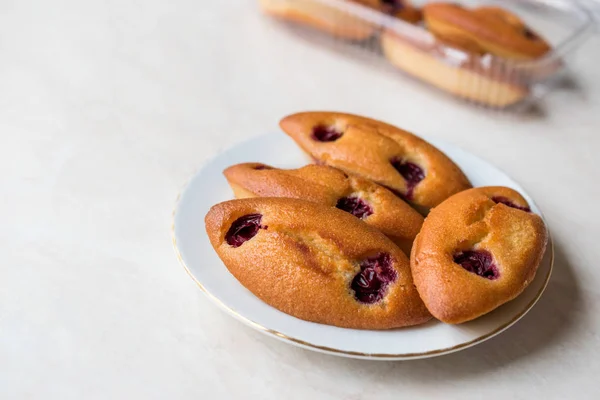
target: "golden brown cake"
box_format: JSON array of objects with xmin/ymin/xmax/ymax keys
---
[
  {"xmin": 424, "ymin": 4, "xmax": 551, "ymax": 61},
  {"xmin": 205, "ymin": 197, "xmax": 432, "ymax": 329},
  {"xmin": 381, "ymin": 3, "xmax": 552, "ymax": 107},
  {"xmin": 410, "ymin": 186, "xmax": 548, "ymax": 324},
  {"xmin": 280, "ymin": 111, "xmax": 471, "ymax": 214},
  {"xmin": 380, "ymin": 31, "xmax": 528, "ymax": 107},
  {"xmin": 223, "ymin": 162, "xmax": 424, "ymax": 255},
  {"xmin": 258, "ymin": 0, "xmax": 380, "ymax": 41}
]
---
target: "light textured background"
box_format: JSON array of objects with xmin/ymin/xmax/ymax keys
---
[{"xmin": 1, "ymin": 1, "xmax": 598, "ymax": 399}]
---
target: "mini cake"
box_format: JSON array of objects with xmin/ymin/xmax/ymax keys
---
[
  {"xmin": 205, "ymin": 197, "xmax": 431, "ymax": 329},
  {"xmin": 424, "ymin": 4, "xmax": 551, "ymax": 61},
  {"xmin": 258, "ymin": 0, "xmax": 380, "ymax": 41},
  {"xmin": 380, "ymin": 32, "xmax": 528, "ymax": 107},
  {"xmin": 280, "ymin": 111, "xmax": 471, "ymax": 214},
  {"xmin": 410, "ymin": 186, "xmax": 548, "ymax": 324},
  {"xmin": 381, "ymin": 3, "xmax": 552, "ymax": 107},
  {"xmin": 223, "ymin": 162, "xmax": 424, "ymax": 255}
]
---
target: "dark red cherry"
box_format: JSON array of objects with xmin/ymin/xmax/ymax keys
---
[
  {"xmin": 355, "ymin": 268, "xmax": 381, "ymax": 291},
  {"xmin": 523, "ymin": 28, "xmax": 538, "ymax": 40},
  {"xmin": 381, "ymin": 0, "xmax": 404, "ymax": 13},
  {"xmin": 225, "ymin": 214, "xmax": 265, "ymax": 248},
  {"xmin": 391, "ymin": 158, "xmax": 425, "ymax": 200},
  {"xmin": 336, "ymin": 196, "xmax": 373, "ymax": 219},
  {"xmin": 312, "ymin": 125, "xmax": 343, "ymax": 142},
  {"xmin": 351, "ymin": 253, "xmax": 397, "ymax": 304},
  {"xmin": 453, "ymin": 250, "xmax": 499, "ymax": 280},
  {"xmin": 492, "ymin": 196, "xmax": 531, "ymax": 212}
]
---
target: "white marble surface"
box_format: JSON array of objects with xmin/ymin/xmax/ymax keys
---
[{"xmin": 1, "ymin": 1, "xmax": 599, "ymax": 398}]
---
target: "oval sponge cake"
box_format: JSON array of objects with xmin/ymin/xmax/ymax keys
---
[
  {"xmin": 280, "ymin": 111, "xmax": 471, "ymax": 214},
  {"xmin": 410, "ymin": 186, "xmax": 548, "ymax": 324},
  {"xmin": 223, "ymin": 162, "xmax": 424, "ymax": 256},
  {"xmin": 423, "ymin": 3, "xmax": 551, "ymax": 60},
  {"xmin": 257, "ymin": 0, "xmax": 379, "ymax": 41},
  {"xmin": 205, "ymin": 197, "xmax": 431, "ymax": 330}
]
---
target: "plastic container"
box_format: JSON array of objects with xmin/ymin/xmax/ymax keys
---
[{"xmin": 257, "ymin": 0, "xmax": 595, "ymax": 110}]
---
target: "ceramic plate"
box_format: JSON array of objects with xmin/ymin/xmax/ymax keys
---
[{"xmin": 172, "ymin": 133, "xmax": 553, "ymax": 360}]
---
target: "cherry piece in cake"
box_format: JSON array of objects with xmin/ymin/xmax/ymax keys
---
[
  {"xmin": 391, "ymin": 158, "xmax": 425, "ymax": 200},
  {"xmin": 225, "ymin": 214, "xmax": 265, "ymax": 248},
  {"xmin": 492, "ymin": 196, "xmax": 531, "ymax": 212},
  {"xmin": 351, "ymin": 253, "xmax": 397, "ymax": 304},
  {"xmin": 523, "ymin": 28, "xmax": 538, "ymax": 40},
  {"xmin": 311, "ymin": 125, "xmax": 343, "ymax": 142},
  {"xmin": 381, "ymin": 0, "xmax": 404, "ymax": 13},
  {"xmin": 453, "ymin": 250, "xmax": 499, "ymax": 280},
  {"xmin": 253, "ymin": 164, "xmax": 273, "ymax": 170},
  {"xmin": 335, "ymin": 196, "xmax": 373, "ymax": 219}
]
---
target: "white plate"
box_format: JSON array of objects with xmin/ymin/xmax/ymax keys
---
[{"xmin": 172, "ymin": 133, "xmax": 553, "ymax": 360}]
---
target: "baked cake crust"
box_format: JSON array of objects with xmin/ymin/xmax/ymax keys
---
[
  {"xmin": 223, "ymin": 162, "xmax": 424, "ymax": 255},
  {"xmin": 410, "ymin": 186, "xmax": 548, "ymax": 324},
  {"xmin": 423, "ymin": 3, "xmax": 551, "ymax": 60},
  {"xmin": 205, "ymin": 197, "xmax": 432, "ymax": 329},
  {"xmin": 280, "ymin": 111, "xmax": 471, "ymax": 213}
]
